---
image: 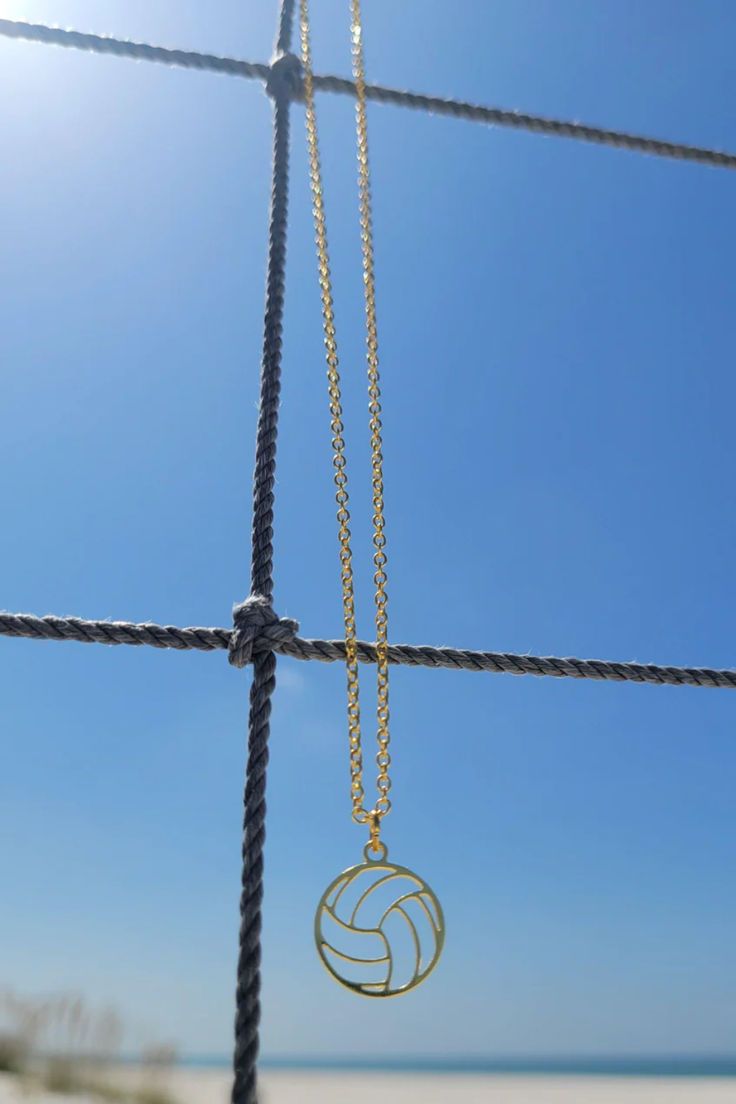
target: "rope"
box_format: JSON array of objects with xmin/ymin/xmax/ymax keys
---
[
  {"xmin": 275, "ymin": 0, "xmax": 297, "ymax": 57},
  {"xmin": 2, "ymin": 611, "xmax": 734, "ymax": 690},
  {"xmin": 317, "ymin": 76, "xmax": 736, "ymax": 170},
  {"xmin": 2, "ymin": 17, "xmax": 736, "ymax": 171},
  {"xmin": 230, "ymin": 597, "xmax": 299, "ymax": 669},
  {"xmin": 0, "ymin": 18, "xmax": 270, "ymax": 80},
  {"xmin": 0, "ymin": 611, "xmax": 230, "ymax": 651},
  {"xmin": 230, "ymin": 10, "xmax": 296, "ymax": 1099}
]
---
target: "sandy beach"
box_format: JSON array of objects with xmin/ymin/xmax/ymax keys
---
[
  {"xmin": 3, "ymin": 1069, "xmax": 736, "ymax": 1103},
  {"xmin": 255, "ymin": 1071, "xmax": 736, "ymax": 1103}
]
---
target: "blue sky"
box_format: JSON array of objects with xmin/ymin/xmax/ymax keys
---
[{"xmin": 1, "ymin": 0, "xmax": 735, "ymax": 1062}]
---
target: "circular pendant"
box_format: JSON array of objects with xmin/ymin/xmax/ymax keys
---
[{"xmin": 314, "ymin": 842, "xmax": 445, "ymax": 997}]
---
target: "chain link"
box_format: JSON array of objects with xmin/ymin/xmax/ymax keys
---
[{"xmin": 299, "ymin": 0, "xmax": 391, "ymax": 835}]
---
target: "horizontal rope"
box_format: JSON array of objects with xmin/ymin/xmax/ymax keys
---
[
  {"xmin": 1, "ymin": 611, "xmax": 734, "ymax": 689},
  {"xmin": 0, "ymin": 611, "xmax": 231, "ymax": 651},
  {"xmin": 0, "ymin": 18, "xmax": 270, "ymax": 81},
  {"xmin": 2, "ymin": 18, "xmax": 735, "ymax": 171},
  {"xmin": 318, "ymin": 76, "xmax": 736, "ymax": 170}
]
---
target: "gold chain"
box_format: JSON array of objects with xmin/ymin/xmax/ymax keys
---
[
  {"xmin": 299, "ymin": 0, "xmax": 391, "ymax": 841},
  {"xmin": 350, "ymin": 0, "xmax": 391, "ymax": 822}
]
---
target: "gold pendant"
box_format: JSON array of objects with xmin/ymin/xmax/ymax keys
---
[{"xmin": 314, "ymin": 842, "xmax": 445, "ymax": 997}]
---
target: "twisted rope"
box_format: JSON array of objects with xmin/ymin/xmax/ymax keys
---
[
  {"xmin": 2, "ymin": 17, "xmax": 736, "ymax": 171},
  {"xmin": 0, "ymin": 611, "xmax": 230, "ymax": 651},
  {"xmin": 230, "ymin": 5, "xmax": 296, "ymax": 1097},
  {"xmin": 316, "ymin": 75, "xmax": 736, "ymax": 170},
  {"xmin": 229, "ymin": 596, "xmax": 299, "ymax": 670},
  {"xmin": 275, "ymin": 0, "xmax": 297, "ymax": 57},
  {"xmin": 0, "ymin": 18, "xmax": 270, "ymax": 80},
  {"xmin": 2, "ymin": 610, "xmax": 734, "ymax": 690}
]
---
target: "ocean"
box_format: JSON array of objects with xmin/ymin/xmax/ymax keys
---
[{"xmin": 183, "ymin": 1056, "xmax": 736, "ymax": 1078}]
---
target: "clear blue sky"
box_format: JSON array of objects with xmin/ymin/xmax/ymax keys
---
[{"xmin": 1, "ymin": 0, "xmax": 735, "ymax": 1062}]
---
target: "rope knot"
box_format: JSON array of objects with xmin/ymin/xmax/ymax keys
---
[
  {"xmin": 265, "ymin": 52, "xmax": 302, "ymax": 101},
  {"xmin": 229, "ymin": 594, "xmax": 299, "ymax": 668}
]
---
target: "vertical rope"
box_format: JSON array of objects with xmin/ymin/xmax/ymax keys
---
[
  {"xmin": 248, "ymin": 94, "xmax": 290, "ymax": 604},
  {"xmin": 231, "ymin": 3, "xmax": 295, "ymax": 1095},
  {"xmin": 275, "ymin": 0, "xmax": 297, "ymax": 56}
]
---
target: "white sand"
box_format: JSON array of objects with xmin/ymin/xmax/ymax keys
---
[
  {"xmin": 3, "ymin": 1068, "xmax": 735, "ymax": 1104},
  {"xmin": 256, "ymin": 1071, "xmax": 736, "ymax": 1103}
]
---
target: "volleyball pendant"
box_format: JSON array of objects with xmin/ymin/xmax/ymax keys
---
[{"xmin": 314, "ymin": 842, "xmax": 445, "ymax": 997}]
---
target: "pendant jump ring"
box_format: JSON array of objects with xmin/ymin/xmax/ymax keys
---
[{"xmin": 363, "ymin": 840, "xmax": 388, "ymax": 862}]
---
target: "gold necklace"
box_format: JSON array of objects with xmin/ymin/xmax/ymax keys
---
[{"xmin": 299, "ymin": 0, "xmax": 445, "ymax": 998}]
